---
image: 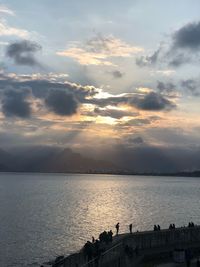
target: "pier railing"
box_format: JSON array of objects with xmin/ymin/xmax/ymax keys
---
[
  {"xmin": 52, "ymin": 226, "xmax": 200, "ymax": 267},
  {"xmin": 80, "ymin": 242, "xmax": 124, "ymax": 267}
]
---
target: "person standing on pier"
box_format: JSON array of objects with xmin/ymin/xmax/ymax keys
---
[
  {"xmin": 116, "ymin": 222, "xmax": 120, "ymax": 235},
  {"xmin": 129, "ymin": 223, "xmax": 133, "ymax": 234},
  {"xmin": 185, "ymin": 249, "xmax": 192, "ymax": 267}
]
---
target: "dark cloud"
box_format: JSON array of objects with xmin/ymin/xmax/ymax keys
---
[
  {"xmin": 0, "ymin": 73, "xmax": 175, "ymax": 120},
  {"xmin": 6, "ymin": 40, "xmax": 42, "ymax": 66},
  {"xmin": 136, "ymin": 21, "xmax": 200, "ymax": 69},
  {"xmin": 128, "ymin": 136, "xmax": 144, "ymax": 144},
  {"xmin": 0, "ymin": 73, "xmax": 97, "ymax": 102},
  {"xmin": 136, "ymin": 48, "xmax": 161, "ymax": 67},
  {"xmin": 111, "ymin": 70, "xmax": 124, "ymax": 78},
  {"xmin": 2, "ymin": 88, "xmax": 31, "ymax": 118},
  {"xmin": 157, "ymin": 81, "xmax": 176, "ymax": 94},
  {"xmin": 168, "ymin": 53, "xmax": 190, "ymax": 67},
  {"xmin": 130, "ymin": 92, "xmax": 176, "ymax": 111},
  {"xmin": 45, "ymin": 89, "xmax": 78, "ymax": 116},
  {"xmin": 167, "ymin": 22, "xmax": 200, "ymax": 67},
  {"xmin": 172, "ymin": 21, "xmax": 200, "ymax": 50},
  {"xmin": 0, "ymin": 73, "xmax": 99, "ymax": 117},
  {"xmin": 19, "ymin": 79, "xmax": 97, "ymax": 101},
  {"xmin": 181, "ymin": 79, "xmax": 200, "ymax": 96}
]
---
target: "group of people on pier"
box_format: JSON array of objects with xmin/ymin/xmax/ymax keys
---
[
  {"xmin": 99, "ymin": 230, "xmax": 113, "ymax": 243},
  {"xmin": 83, "ymin": 222, "xmax": 136, "ymax": 262},
  {"xmin": 116, "ymin": 222, "xmax": 133, "ymax": 235},
  {"xmin": 83, "ymin": 230, "xmax": 114, "ymax": 261},
  {"xmin": 154, "ymin": 224, "xmax": 161, "ymax": 231},
  {"xmin": 188, "ymin": 221, "xmax": 195, "ymax": 227},
  {"xmin": 82, "ymin": 221, "xmax": 199, "ymax": 263},
  {"xmin": 169, "ymin": 223, "xmax": 176, "ymax": 229}
]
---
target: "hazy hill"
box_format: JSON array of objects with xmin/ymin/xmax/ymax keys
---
[
  {"xmin": 1, "ymin": 146, "xmax": 116, "ymax": 173},
  {"xmin": 0, "ymin": 148, "xmax": 16, "ymax": 171},
  {"xmin": 1, "ymin": 145, "xmax": 200, "ymax": 175},
  {"xmin": 41, "ymin": 148, "xmax": 116, "ymax": 173}
]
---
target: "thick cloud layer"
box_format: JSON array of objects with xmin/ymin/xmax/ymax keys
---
[
  {"xmin": 2, "ymin": 88, "xmax": 31, "ymax": 118},
  {"xmin": 45, "ymin": 89, "xmax": 78, "ymax": 116},
  {"xmin": 0, "ymin": 74, "xmax": 98, "ymax": 116},
  {"xmin": 6, "ymin": 40, "xmax": 41, "ymax": 66},
  {"xmin": 0, "ymin": 73, "xmax": 176, "ymax": 121}
]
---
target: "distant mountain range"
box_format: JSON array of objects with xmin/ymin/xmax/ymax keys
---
[
  {"xmin": 0, "ymin": 147, "xmax": 116, "ymax": 173},
  {"xmin": 0, "ymin": 146, "xmax": 200, "ymax": 176}
]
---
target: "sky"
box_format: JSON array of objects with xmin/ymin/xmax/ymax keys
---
[{"xmin": 1, "ymin": 0, "xmax": 200, "ymax": 170}]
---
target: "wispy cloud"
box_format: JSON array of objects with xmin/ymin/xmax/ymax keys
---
[
  {"xmin": 57, "ymin": 34, "xmax": 143, "ymax": 66},
  {"xmin": 150, "ymin": 70, "xmax": 176, "ymax": 77},
  {"xmin": 0, "ymin": 5, "xmax": 14, "ymax": 16},
  {"xmin": 0, "ymin": 20, "xmax": 29, "ymax": 38},
  {"xmin": 136, "ymin": 21, "xmax": 200, "ymax": 69}
]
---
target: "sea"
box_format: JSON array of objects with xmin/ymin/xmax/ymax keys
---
[{"xmin": 0, "ymin": 173, "xmax": 199, "ymax": 266}]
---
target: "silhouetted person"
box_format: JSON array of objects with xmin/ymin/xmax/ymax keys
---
[
  {"xmin": 105, "ymin": 232, "xmax": 110, "ymax": 244},
  {"xmin": 83, "ymin": 241, "xmax": 93, "ymax": 261},
  {"xmin": 157, "ymin": 225, "xmax": 160, "ymax": 231},
  {"xmin": 94, "ymin": 239, "xmax": 100, "ymax": 257},
  {"xmin": 154, "ymin": 225, "xmax": 157, "ymax": 231},
  {"xmin": 125, "ymin": 245, "xmax": 134, "ymax": 258},
  {"xmin": 92, "ymin": 236, "xmax": 95, "ymax": 243},
  {"xmin": 99, "ymin": 232, "xmax": 103, "ymax": 242},
  {"xmin": 135, "ymin": 245, "xmax": 139, "ymax": 257},
  {"xmin": 116, "ymin": 222, "xmax": 120, "ymax": 235},
  {"xmin": 185, "ymin": 249, "xmax": 192, "ymax": 267},
  {"xmin": 188, "ymin": 222, "xmax": 194, "ymax": 228},
  {"xmin": 102, "ymin": 231, "xmax": 107, "ymax": 242},
  {"xmin": 173, "ymin": 223, "xmax": 175, "ymax": 229},
  {"xmin": 108, "ymin": 230, "xmax": 113, "ymax": 242},
  {"xmin": 129, "ymin": 223, "xmax": 133, "ymax": 234}
]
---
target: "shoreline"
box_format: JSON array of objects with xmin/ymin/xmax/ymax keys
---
[{"xmin": 1, "ymin": 170, "xmax": 200, "ymax": 178}]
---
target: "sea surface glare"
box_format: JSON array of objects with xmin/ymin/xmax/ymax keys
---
[{"xmin": 0, "ymin": 173, "xmax": 200, "ymax": 266}]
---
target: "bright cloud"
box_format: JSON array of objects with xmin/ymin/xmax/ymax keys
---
[
  {"xmin": 150, "ymin": 70, "xmax": 176, "ymax": 77},
  {"xmin": 0, "ymin": 20, "xmax": 29, "ymax": 38},
  {"xmin": 0, "ymin": 5, "xmax": 14, "ymax": 16},
  {"xmin": 57, "ymin": 34, "xmax": 143, "ymax": 66}
]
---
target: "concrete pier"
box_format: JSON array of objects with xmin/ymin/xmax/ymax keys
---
[{"xmin": 52, "ymin": 226, "xmax": 200, "ymax": 267}]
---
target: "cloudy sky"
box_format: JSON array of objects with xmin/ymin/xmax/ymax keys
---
[{"xmin": 0, "ymin": 0, "xmax": 200, "ymax": 167}]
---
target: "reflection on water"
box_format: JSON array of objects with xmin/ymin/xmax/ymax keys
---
[{"xmin": 0, "ymin": 173, "xmax": 200, "ymax": 266}]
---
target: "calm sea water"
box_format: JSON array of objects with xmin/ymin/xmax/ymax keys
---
[{"xmin": 0, "ymin": 173, "xmax": 200, "ymax": 266}]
